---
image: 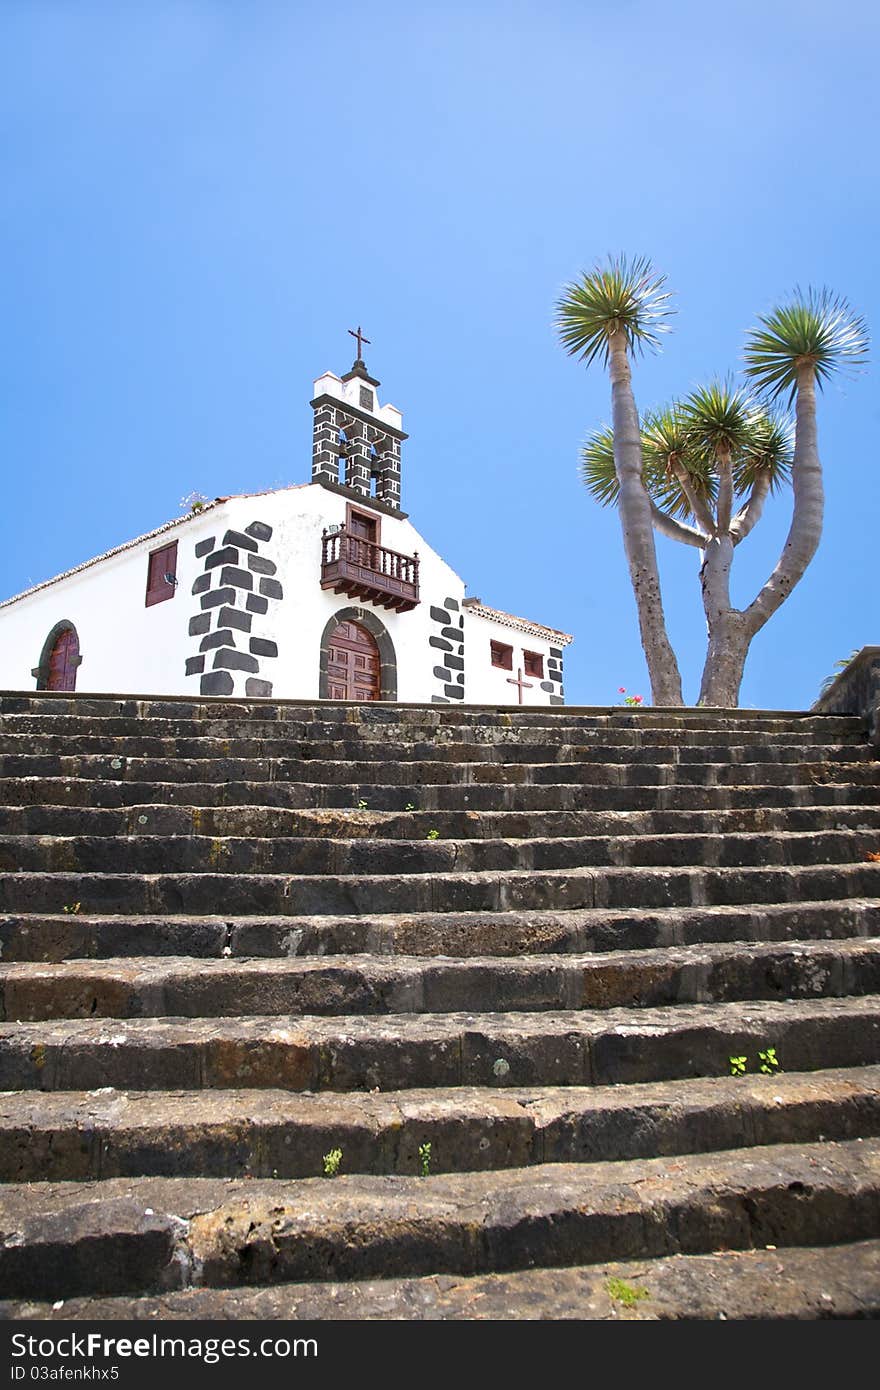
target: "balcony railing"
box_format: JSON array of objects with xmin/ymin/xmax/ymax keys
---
[{"xmin": 320, "ymin": 528, "xmax": 420, "ymax": 612}]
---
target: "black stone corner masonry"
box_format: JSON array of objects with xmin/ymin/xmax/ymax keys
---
[
  {"xmin": 184, "ymin": 521, "xmax": 281, "ymax": 697},
  {"xmin": 429, "ymin": 597, "xmax": 466, "ymax": 702}
]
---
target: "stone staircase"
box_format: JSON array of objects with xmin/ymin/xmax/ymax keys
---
[{"xmin": 2, "ymin": 691, "xmax": 880, "ymax": 1320}]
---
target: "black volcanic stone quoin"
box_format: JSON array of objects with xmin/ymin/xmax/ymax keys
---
[{"xmin": 187, "ymin": 518, "xmax": 283, "ymax": 697}]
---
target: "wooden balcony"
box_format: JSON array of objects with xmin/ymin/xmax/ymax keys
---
[{"xmin": 321, "ymin": 528, "xmax": 420, "ymax": 612}]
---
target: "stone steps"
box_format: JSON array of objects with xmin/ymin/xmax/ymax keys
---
[
  {"xmin": 0, "ymin": 692, "xmax": 862, "ymax": 731},
  {"xmin": 3, "ymin": 802, "xmax": 880, "ymax": 839},
  {"xmin": 0, "ymin": 1066, "xmax": 877, "ymax": 1183},
  {"xmin": 3, "ymin": 862, "xmax": 879, "ymax": 916},
  {"xmin": 5, "ymin": 777, "xmax": 880, "ymax": 812},
  {"xmin": 4, "ymin": 899, "xmax": 880, "ymax": 963},
  {"xmin": 3, "ymin": 939, "xmax": 880, "ymax": 1022},
  {"xmin": 2, "ymin": 691, "xmax": 878, "ymax": 1320},
  {"xmin": 2, "ymin": 996, "xmax": 878, "ymax": 1092},
  {"xmin": 1, "ymin": 1138, "xmax": 879, "ymax": 1301},
  {"xmin": 1, "ymin": 827, "xmax": 876, "ymax": 876},
  {"xmin": 8, "ymin": 1241, "xmax": 879, "ymax": 1320},
  {"xmin": 3, "ymin": 754, "xmax": 877, "ymax": 787},
  {"xmin": 1, "ymin": 732, "xmax": 873, "ymax": 763}
]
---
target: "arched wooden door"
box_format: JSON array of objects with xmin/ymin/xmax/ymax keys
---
[
  {"xmin": 325, "ymin": 619, "xmax": 381, "ymax": 701},
  {"xmin": 45, "ymin": 627, "xmax": 80, "ymax": 691}
]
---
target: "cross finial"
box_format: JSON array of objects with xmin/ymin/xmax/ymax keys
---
[{"xmin": 348, "ymin": 325, "xmax": 371, "ymax": 361}]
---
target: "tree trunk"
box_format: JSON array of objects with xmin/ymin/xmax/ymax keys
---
[
  {"xmin": 698, "ymin": 606, "xmax": 750, "ymax": 705},
  {"xmin": 696, "ymin": 529, "xmax": 748, "ymax": 705},
  {"xmin": 608, "ymin": 332, "xmax": 683, "ymax": 706}
]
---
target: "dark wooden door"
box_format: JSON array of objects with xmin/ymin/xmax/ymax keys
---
[
  {"xmin": 326, "ymin": 620, "xmax": 381, "ymax": 701},
  {"xmin": 46, "ymin": 628, "xmax": 79, "ymax": 691}
]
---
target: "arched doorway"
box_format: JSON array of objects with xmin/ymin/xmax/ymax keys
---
[
  {"xmin": 325, "ymin": 618, "xmax": 381, "ymax": 701},
  {"xmin": 33, "ymin": 622, "xmax": 82, "ymax": 691},
  {"xmin": 319, "ymin": 607, "xmax": 398, "ymax": 702}
]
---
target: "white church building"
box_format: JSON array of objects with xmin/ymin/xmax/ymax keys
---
[{"xmin": 0, "ymin": 346, "xmax": 572, "ymax": 706}]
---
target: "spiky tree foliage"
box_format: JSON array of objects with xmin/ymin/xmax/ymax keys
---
[
  {"xmin": 567, "ymin": 279, "xmax": 866, "ymax": 706},
  {"xmin": 743, "ymin": 289, "xmax": 868, "ymax": 401},
  {"xmin": 557, "ymin": 257, "xmax": 683, "ymax": 705},
  {"xmin": 556, "ymin": 255, "xmax": 673, "ymax": 365}
]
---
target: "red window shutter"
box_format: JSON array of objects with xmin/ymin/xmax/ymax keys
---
[
  {"xmin": 146, "ymin": 541, "xmax": 178, "ymax": 607},
  {"xmin": 523, "ymin": 650, "xmax": 544, "ymax": 678},
  {"xmin": 490, "ymin": 641, "xmax": 513, "ymax": 670}
]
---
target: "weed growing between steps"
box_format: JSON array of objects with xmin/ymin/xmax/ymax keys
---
[
  {"xmin": 729, "ymin": 1046, "xmax": 781, "ymax": 1076},
  {"xmin": 607, "ymin": 1277, "xmax": 650, "ymax": 1308},
  {"xmin": 322, "ymin": 1148, "xmax": 342, "ymax": 1178}
]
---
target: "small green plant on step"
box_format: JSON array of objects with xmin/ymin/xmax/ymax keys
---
[
  {"xmin": 758, "ymin": 1047, "xmax": 779, "ymax": 1075},
  {"xmin": 356, "ymin": 799, "xmax": 368, "ymax": 810},
  {"xmin": 426, "ymin": 829, "xmax": 440, "ymax": 840},
  {"xmin": 62, "ymin": 903, "xmax": 82, "ymax": 915},
  {"xmin": 322, "ymin": 1147, "xmax": 342, "ymax": 1178},
  {"xmin": 405, "ymin": 802, "xmax": 416, "ymax": 812},
  {"xmin": 418, "ymin": 1142, "xmax": 431, "ymax": 1177},
  {"xmin": 606, "ymin": 1278, "xmax": 649, "ymax": 1308},
  {"xmin": 728, "ymin": 1046, "xmax": 781, "ymax": 1077}
]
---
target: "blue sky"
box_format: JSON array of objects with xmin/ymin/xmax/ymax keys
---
[{"xmin": 2, "ymin": 0, "xmax": 877, "ymax": 707}]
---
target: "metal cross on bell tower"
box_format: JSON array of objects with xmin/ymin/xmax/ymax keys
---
[{"xmin": 348, "ymin": 325, "xmax": 371, "ymax": 362}]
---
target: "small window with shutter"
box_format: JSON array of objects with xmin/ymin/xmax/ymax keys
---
[
  {"xmin": 145, "ymin": 541, "xmax": 178, "ymax": 607},
  {"xmin": 523, "ymin": 650, "xmax": 544, "ymax": 678},
  {"xmin": 490, "ymin": 640, "xmax": 513, "ymax": 670}
]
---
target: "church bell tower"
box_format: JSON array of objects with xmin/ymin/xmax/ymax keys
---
[{"xmin": 310, "ymin": 328, "xmax": 408, "ymax": 511}]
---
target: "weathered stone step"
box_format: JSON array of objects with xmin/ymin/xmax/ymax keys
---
[
  {"xmin": 6, "ymin": 934, "xmax": 878, "ymax": 1023},
  {"xmin": 10, "ymin": 1240, "xmax": 880, "ymax": 1320},
  {"xmin": 0, "ymin": 712, "xmax": 866, "ymax": 749},
  {"xmin": 2, "ymin": 996, "xmax": 877, "ymax": 1092},
  {"xmin": 3, "ymin": 862, "xmax": 878, "ymax": 917},
  {"xmin": 2, "ymin": 828, "xmax": 874, "ymax": 878},
  {"xmin": 1, "ymin": 732, "xmax": 872, "ymax": 767},
  {"xmin": 5, "ymin": 775, "xmax": 879, "ymax": 813},
  {"xmin": 4, "ymin": 938, "xmax": 879, "ymax": 1022},
  {"xmin": 2, "ymin": 753, "xmax": 877, "ymax": 788},
  {"xmin": 4, "ymin": 802, "xmax": 880, "ymax": 842},
  {"xmin": 0, "ymin": 691, "xmax": 863, "ymax": 732},
  {"xmin": 1, "ymin": 1137, "xmax": 878, "ymax": 1299},
  {"xmin": 4, "ymin": 899, "xmax": 880, "ymax": 964},
  {"xmin": 2, "ymin": 1066, "xmax": 878, "ymax": 1182}
]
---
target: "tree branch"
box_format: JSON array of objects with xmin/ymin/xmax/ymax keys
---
[
  {"xmin": 649, "ymin": 501, "xmax": 708, "ymax": 548},
  {"xmin": 742, "ymin": 366, "xmax": 822, "ymax": 640},
  {"xmin": 670, "ymin": 460, "xmax": 717, "ymax": 536},
  {"xmin": 729, "ymin": 469, "xmax": 771, "ymax": 546},
  {"xmin": 715, "ymin": 447, "xmax": 734, "ymax": 533}
]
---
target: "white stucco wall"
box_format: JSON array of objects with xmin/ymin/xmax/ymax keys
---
[
  {"xmin": 0, "ymin": 483, "xmax": 570, "ymax": 704},
  {"xmin": 463, "ymin": 608, "xmax": 566, "ymax": 706},
  {"xmin": 0, "ymin": 510, "xmax": 216, "ymax": 696}
]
